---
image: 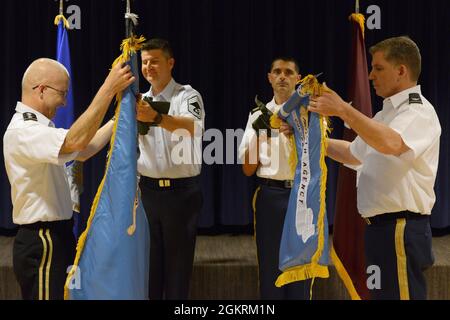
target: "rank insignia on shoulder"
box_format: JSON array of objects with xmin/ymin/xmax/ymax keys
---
[
  {"xmin": 188, "ymin": 96, "xmax": 202, "ymax": 120},
  {"xmin": 23, "ymin": 112, "xmax": 37, "ymax": 121},
  {"xmin": 409, "ymin": 93, "xmax": 422, "ymax": 104}
]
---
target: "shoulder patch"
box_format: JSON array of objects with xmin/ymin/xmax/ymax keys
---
[
  {"xmin": 409, "ymin": 93, "xmax": 422, "ymax": 105},
  {"xmin": 187, "ymin": 96, "xmax": 202, "ymax": 120},
  {"xmin": 23, "ymin": 112, "xmax": 37, "ymax": 121}
]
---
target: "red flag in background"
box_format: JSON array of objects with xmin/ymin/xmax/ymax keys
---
[{"xmin": 331, "ymin": 13, "xmax": 372, "ymax": 300}]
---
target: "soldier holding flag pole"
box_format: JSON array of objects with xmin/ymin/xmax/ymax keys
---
[
  {"xmin": 310, "ymin": 35, "xmax": 440, "ymax": 300},
  {"xmin": 3, "ymin": 0, "xmax": 134, "ymax": 300},
  {"xmin": 65, "ymin": 0, "xmax": 150, "ymax": 300},
  {"xmin": 4, "ymin": 58, "xmax": 133, "ymax": 300}
]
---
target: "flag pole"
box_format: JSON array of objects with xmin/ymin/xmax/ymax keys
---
[
  {"xmin": 59, "ymin": 0, "xmax": 64, "ymax": 15},
  {"xmin": 331, "ymin": 0, "xmax": 372, "ymax": 300},
  {"xmin": 125, "ymin": 0, "xmax": 131, "ymax": 37},
  {"xmin": 125, "ymin": 0, "xmax": 139, "ymax": 38}
]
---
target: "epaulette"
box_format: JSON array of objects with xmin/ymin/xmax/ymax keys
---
[
  {"xmin": 409, "ymin": 93, "xmax": 422, "ymax": 105},
  {"xmin": 23, "ymin": 112, "xmax": 37, "ymax": 121}
]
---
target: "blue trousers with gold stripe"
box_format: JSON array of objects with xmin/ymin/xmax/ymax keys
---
[
  {"xmin": 253, "ymin": 184, "xmax": 311, "ymax": 300},
  {"xmin": 13, "ymin": 219, "xmax": 75, "ymax": 300},
  {"xmin": 364, "ymin": 213, "xmax": 434, "ymax": 300}
]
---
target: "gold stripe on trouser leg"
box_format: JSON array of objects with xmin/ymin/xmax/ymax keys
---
[
  {"xmin": 38, "ymin": 229, "xmax": 48, "ymax": 300},
  {"xmin": 252, "ymin": 186, "xmax": 261, "ymax": 239},
  {"xmin": 395, "ymin": 218, "xmax": 410, "ymax": 300},
  {"xmin": 45, "ymin": 229, "xmax": 53, "ymax": 300},
  {"xmin": 252, "ymin": 186, "xmax": 261, "ymax": 292}
]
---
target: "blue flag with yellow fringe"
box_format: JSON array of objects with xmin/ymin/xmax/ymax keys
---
[
  {"xmin": 271, "ymin": 75, "xmax": 330, "ymax": 289},
  {"xmin": 65, "ymin": 36, "xmax": 150, "ymax": 300}
]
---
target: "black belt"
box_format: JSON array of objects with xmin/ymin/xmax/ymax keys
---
[
  {"xmin": 258, "ymin": 178, "xmax": 293, "ymax": 189},
  {"xmin": 364, "ymin": 211, "xmax": 427, "ymax": 225},
  {"xmin": 20, "ymin": 218, "xmax": 73, "ymax": 231},
  {"xmin": 140, "ymin": 175, "xmax": 200, "ymax": 190}
]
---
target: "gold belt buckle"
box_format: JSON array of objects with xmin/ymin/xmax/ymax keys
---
[
  {"xmin": 158, "ymin": 179, "xmax": 171, "ymax": 187},
  {"xmin": 284, "ymin": 180, "xmax": 293, "ymax": 188}
]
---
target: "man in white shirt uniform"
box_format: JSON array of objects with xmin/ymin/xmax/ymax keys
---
[
  {"xmin": 239, "ymin": 57, "xmax": 311, "ymax": 300},
  {"xmin": 136, "ymin": 39, "xmax": 204, "ymax": 300},
  {"xmin": 309, "ymin": 36, "xmax": 440, "ymax": 300},
  {"xmin": 3, "ymin": 58, "xmax": 134, "ymax": 300}
]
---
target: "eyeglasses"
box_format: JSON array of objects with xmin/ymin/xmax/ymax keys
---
[{"xmin": 32, "ymin": 85, "xmax": 68, "ymax": 98}]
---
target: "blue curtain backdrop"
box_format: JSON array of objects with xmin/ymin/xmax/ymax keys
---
[{"xmin": 1, "ymin": 0, "xmax": 449, "ymax": 232}]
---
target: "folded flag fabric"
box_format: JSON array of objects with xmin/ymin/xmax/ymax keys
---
[
  {"xmin": 65, "ymin": 36, "xmax": 150, "ymax": 300},
  {"xmin": 271, "ymin": 75, "xmax": 330, "ymax": 288}
]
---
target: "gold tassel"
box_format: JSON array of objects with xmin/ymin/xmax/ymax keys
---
[
  {"xmin": 298, "ymin": 74, "xmax": 324, "ymax": 96},
  {"xmin": 54, "ymin": 14, "xmax": 70, "ymax": 29},
  {"xmin": 127, "ymin": 186, "xmax": 140, "ymax": 235},
  {"xmin": 275, "ymin": 263, "xmax": 329, "ymax": 287},
  {"xmin": 113, "ymin": 35, "xmax": 147, "ymax": 68},
  {"xmin": 112, "ymin": 35, "xmax": 146, "ymax": 104},
  {"xmin": 349, "ymin": 13, "xmax": 365, "ymax": 37}
]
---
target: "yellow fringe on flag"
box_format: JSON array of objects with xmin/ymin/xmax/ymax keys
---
[
  {"xmin": 310, "ymin": 113, "xmax": 329, "ymax": 266},
  {"xmin": 275, "ymin": 263, "xmax": 329, "ymax": 287},
  {"xmin": 64, "ymin": 35, "xmax": 146, "ymax": 300},
  {"xmin": 54, "ymin": 15, "xmax": 70, "ymax": 29},
  {"xmin": 349, "ymin": 13, "xmax": 365, "ymax": 38}
]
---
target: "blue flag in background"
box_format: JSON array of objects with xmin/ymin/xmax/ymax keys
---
[
  {"xmin": 65, "ymin": 36, "xmax": 150, "ymax": 299},
  {"xmin": 273, "ymin": 76, "xmax": 330, "ymax": 289},
  {"xmin": 55, "ymin": 17, "xmax": 74, "ymax": 129},
  {"xmin": 54, "ymin": 16, "xmax": 83, "ymax": 237}
]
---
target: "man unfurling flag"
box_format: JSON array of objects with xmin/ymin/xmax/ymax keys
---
[
  {"xmin": 272, "ymin": 75, "xmax": 330, "ymax": 292},
  {"xmin": 54, "ymin": 10, "xmax": 84, "ymax": 237},
  {"xmin": 64, "ymin": 34, "xmax": 150, "ymax": 300},
  {"xmin": 330, "ymin": 11, "xmax": 373, "ymax": 300}
]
